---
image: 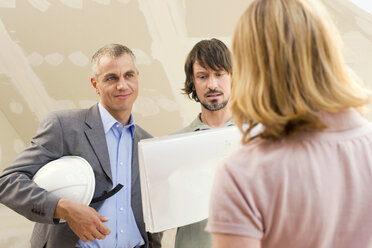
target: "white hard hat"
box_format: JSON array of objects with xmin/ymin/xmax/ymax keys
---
[{"xmin": 33, "ymin": 156, "xmax": 95, "ymax": 205}]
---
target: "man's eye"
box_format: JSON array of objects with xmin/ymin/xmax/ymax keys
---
[
  {"xmin": 106, "ymin": 77, "xmax": 116, "ymax": 81},
  {"xmin": 126, "ymin": 74, "xmax": 134, "ymax": 78},
  {"xmin": 198, "ymin": 75, "xmax": 207, "ymax": 79}
]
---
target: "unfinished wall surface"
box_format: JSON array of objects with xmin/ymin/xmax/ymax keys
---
[{"xmin": 0, "ymin": 0, "xmax": 371, "ymax": 247}]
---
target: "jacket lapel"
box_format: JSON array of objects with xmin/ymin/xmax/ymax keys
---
[
  {"xmin": 84, "ymin": 104, "xmax": 113, "ymax": 183},
  {"xmin": 131, "ymin": 129, "xmax": 140, "ymax": 188}
]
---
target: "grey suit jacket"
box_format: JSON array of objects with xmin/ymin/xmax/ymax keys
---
[{"xmin": 0, "ymin": 104, "xmax": 162, "ymax": 248}]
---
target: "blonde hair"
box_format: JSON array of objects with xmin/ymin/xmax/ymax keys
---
[{"xmin": 231, "ymin": 0, "xmax": 370, "ymax": 143}]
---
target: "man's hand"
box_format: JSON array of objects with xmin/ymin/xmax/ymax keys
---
[{"xmin": 54, "ymin": 199, "xmax": 111, "ymax": 242}]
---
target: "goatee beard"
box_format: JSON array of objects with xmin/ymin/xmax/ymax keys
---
[{"xmin": 201, "ymin": 99, "xmax": 228, "ymax": 111}]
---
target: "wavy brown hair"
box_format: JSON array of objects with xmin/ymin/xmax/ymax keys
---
[
  {"xmin": 183, "ymin": 38, "xmax": 232, "ymax": 102},
  {"xmin": 231, "ymin": 0, "xmax": 370, "ymax": 143}
]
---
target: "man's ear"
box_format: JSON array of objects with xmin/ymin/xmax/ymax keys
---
[{"xmin": 90, "ymin": 77, "xmax": 99, "ymax": 95}]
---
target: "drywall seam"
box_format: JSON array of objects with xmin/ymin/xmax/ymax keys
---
[
  {"xmin": 137, "ymin": 0, "xmax": 187, "ymax": 124},
  {"xmin": 0, "ymin": 19, "xmax": 57, "ymax": 121},
  {"xmin": 138, "ymin": 0, "xmax": 230, "ymax": 126}
]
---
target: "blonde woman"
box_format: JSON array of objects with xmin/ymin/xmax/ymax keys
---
[{"xmin": 205, "ymin": 0, "xmax": 372, "ymax": 247}]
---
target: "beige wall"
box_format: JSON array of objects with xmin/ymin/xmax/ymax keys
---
[{"xmin": 0, "ymin": 0, "xmax": 371, "ymax": 247}]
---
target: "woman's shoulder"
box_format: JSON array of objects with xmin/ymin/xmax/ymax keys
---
[{"xmin": 222, "ymin": 136, "xmax": 303, "ymax": 182}]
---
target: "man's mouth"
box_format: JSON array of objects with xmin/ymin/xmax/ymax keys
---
[
  {"xmin": 115, "ymin": 93, "xmax": 131, "ymax": 99},
  {"xmin": 205, "ymin": 91, "xmax": 223, "ymax": 99}
]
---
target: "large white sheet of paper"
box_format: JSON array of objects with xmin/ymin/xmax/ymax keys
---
[{"xmin": 138, "ymin": 126, "xmax": 242, "ymax": 232}]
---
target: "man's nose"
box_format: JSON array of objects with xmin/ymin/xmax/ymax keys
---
[
  {"xmin": 207, "ymin": 76, "xmax": 218, "ymax": 89},
  {"xmin": 117, "ymin": 78, "xmax": 128, "ymax": 90}
]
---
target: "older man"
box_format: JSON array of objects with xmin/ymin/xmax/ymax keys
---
[{"xmin": 0, "ymin": 44, "xmax": 162, "ymax": 248}]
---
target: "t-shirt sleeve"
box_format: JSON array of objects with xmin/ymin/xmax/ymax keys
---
[{"xmin": 205, "ymin": 161, "xmax": 264, "ymax": 239}]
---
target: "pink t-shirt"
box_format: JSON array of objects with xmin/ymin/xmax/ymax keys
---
[{"xmin": 206, "ymin": 109, "xmax": 372, "ymax": 248}]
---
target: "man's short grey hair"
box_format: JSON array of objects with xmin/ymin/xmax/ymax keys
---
[{"xmin": 91, "ymin": 44, "xmax": 136, "ymax": 79}]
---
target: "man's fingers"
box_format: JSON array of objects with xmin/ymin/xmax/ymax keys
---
[
  {"xmin": 85, "ymin": 223, "xmax": 110, "ymax": 241},
  {"xmin": 64, "ymin": 203, "xmax": 111, "ymax": 242},
  {"xmin": 85, "ymin": 233, "xmax": 96, "ymax": 242},
  {"xmin": 81, "ymin": 235, "xmax": 89, "ymax": 243},
  {"xmin": 92, "ymin": 228, "xmax": 106, "ymax": 240},
  {"xmin": 80, "ymin": 229, "xmax": 105, "ymax": 242},
  {"xmin": 81, "ymin": 226, "xmax": 109, "ymax": 242},
  {"xmin": 97, "ymin": 223, "xmax": 111, "ymax": 235},
  {"xmin": 98, "ymin": 213, "xmax": 109, "ymax": 223}
]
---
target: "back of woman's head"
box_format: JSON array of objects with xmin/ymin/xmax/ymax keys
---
[{"xmin": 232, "ymin": 0, "xmax": 370, "ymax": 142}]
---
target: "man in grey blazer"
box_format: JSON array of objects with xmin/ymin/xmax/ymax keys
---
[{"xmin": 0, "ymin": 44, "xmax": 162, "ymax": 248}]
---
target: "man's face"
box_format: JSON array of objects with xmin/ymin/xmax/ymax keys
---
[
  {"xmin": 193, "ymin": 60, "xmax": 231, "ymax": 111},
  {"xmin": 91, "ymin": 54, "xmax": 138, "ymax": 120}
]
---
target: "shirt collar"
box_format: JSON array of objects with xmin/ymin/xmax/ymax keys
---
[
  {"xmin": 318, "ymin": 108, "xmax": 368, "ymax": 132},
  {"xmin": 98, "ymin": 103, "xmax": 136, "ymax": 137},
  {"xmin": 192, "ymin": 113, "xmax": 235, "ymax": 131}
]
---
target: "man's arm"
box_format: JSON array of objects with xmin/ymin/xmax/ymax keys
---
[
  {"xmin": 0, "ymin": 112, "xmax": 65, "ymax": 223},
  {"xmin": 212, "ymin": 233, "xmax": 261, "ymax": 248},
  {"xmin": 0, "ymin": 109, "xmax": 114, "ymax": 243}
]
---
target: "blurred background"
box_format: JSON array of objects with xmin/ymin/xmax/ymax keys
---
[{"xmin": 0, "ymin": 0, "xmax": 371, "ymax": 247}]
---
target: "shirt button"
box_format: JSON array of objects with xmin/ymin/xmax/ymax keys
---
[
  {"xmin": 120, "ymin": 229, "xmax": 124, "ymax": 233},
  {"xmin": 120, "ymin": 207, "xmax": 124, "ymax": 211},
  {"xmin": 119, "ymin": 162, "xmax": 123, "ymax": 166},
  {"xmin": 116, "ymin": 124, "xmax": 120, "ymax": 128}
]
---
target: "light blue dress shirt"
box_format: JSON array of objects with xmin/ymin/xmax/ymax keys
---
[{"xmin": 76, "ymin": 103, "xmax": 144, "ymax": 248}]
